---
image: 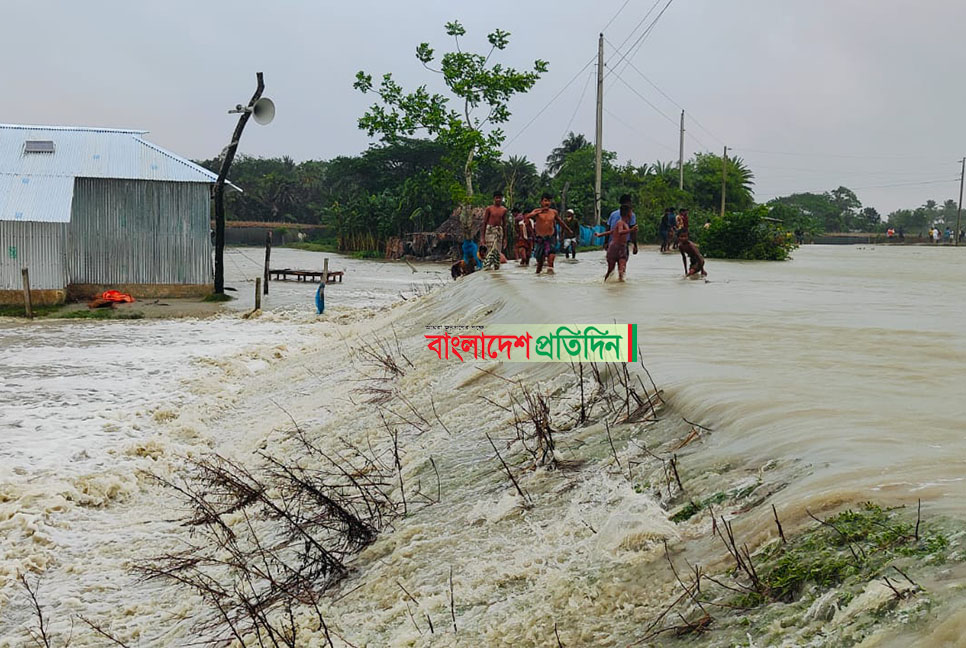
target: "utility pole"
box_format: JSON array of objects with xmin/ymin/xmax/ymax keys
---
[
  {"xmin": 678, "ymin": 110, "xmax": 685, "ymax": 191},
  {"xmin": 720, "ymin": 145, "xmax": 728, "ymax": 218},
  {"xmin": 594, "ymin": 33, "xmax": 604, "ymax": 226},
  {"xmin": 957, "ymin": 157, "xmax": 964, "ymax": 247}
]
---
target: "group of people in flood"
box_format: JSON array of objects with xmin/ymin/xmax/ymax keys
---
[
  {"xmin": 926, "ymin": 226, "xmax": 963, "ymax": 244},
  {"xmin": 453, "ymin": 191, "xmax": 706, "ymax": 282}
]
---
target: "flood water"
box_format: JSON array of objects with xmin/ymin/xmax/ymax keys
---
[{"xmin": 0, "ymin": 244, "xmax": 963, "ymax": 646}]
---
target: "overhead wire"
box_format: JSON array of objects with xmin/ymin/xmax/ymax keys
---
[
  {"xmin": 601, "ymin": 0, "xmax": 634, "ymax": 33},
  {"xmin": 507, "ymin": 0, "xmax": 653, "ymax": 147},
  {"xmin": 505, "ymin": 55, "xmax": 596, "ymax": 146},
  {"xmin": 561, "ymin": 67, "xmax": 595, "ymax": 141},
  {"xmin": 606, "ymin": 48, "xmax": 725, "ymax": 149},
  {"xmin": 604, "ymin": 107, "xmax": 677, "ymax": 153},
  {"xmin": 604, "ymin": 0, "xmax": 664, "ymax": 69},
  {"xmin": 755, "ymin": 178, "xmax": 958, "ymax": 197},
  {"xmin": 608, "ymin": 68, "xmax": 678, "ymax": 127},
  {"xmin": 732, "ymin": 147, "xmax": 940, "ymax": 160},
  {"xmin": 607, "ymin": 0, "xmax": 676, "ymax": 80}
]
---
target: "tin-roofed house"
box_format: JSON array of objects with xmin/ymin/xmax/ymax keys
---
[{"xmin": 0, "ymin": 124, "xmax": 220, "ymax": 305}]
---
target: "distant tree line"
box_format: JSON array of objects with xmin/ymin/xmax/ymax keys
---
[
  {"xmin": 768, "ymin": 189, "xmax": 960, "ymax": 237},
  {"xmin": 195, "ymin": 130, "xmax": 758, "ymax": 251},
  {"xmin": 197, "ymin": 132, "xmax": 956, "ymax": 252}
]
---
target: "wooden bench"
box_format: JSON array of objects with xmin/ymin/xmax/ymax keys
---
[{"xmin": 269, "ymin": 269, "xmax": 343, "ymax": 284}]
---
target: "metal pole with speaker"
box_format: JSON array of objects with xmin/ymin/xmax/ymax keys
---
[{"xmin": 212, "ymin": 73, "xmax": 275, "ymax": 294}]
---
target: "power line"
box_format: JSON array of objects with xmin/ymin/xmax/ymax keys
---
[
  {"xmin": 616, "ymin": 55, "xmax": 724, "ymax": 148},
  {"xmin": 732, "ymin": 147, "xmax": 940, "ymax": 161},
  {"xmin": 604, "ymin": 0, "xmax": 664, "ymax": 69},
  {"xmin": 604, "ymin": 107, "xmax": 677, "ymax": 153},
  {"xmin": 506, "ymin": 55, "xmax": 596, "ymax": 146},
  {"xmin": 561, "ymin": 67, "xmax": 595, "ymax": 141},
  {"xmin": 609, "ymin": 68, "xmax": 678, "ymax": 127},
  {"xmin": 609, "ymin": 0, "xmax": 677, "ymax": 80},
  {"xmin": 755, "ymin": 178, "xmax": 958, "ymax": 196},
  {"xmin": 601, "ymin": 0, "xmax": 634, "ymax": 33}
]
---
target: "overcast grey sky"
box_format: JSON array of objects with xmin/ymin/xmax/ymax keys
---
[{"xmin": 3, "ymin": 0, "xmax": 964, "ymax": 214}]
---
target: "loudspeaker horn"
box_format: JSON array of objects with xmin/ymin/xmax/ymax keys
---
[{"xmin": 252, "ymin": 97, "xmax": 275, "ymax": 125}]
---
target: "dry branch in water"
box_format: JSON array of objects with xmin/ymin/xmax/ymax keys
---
[
  {"xmin": 140, "ymin": 427, "xmax": 414, "ymax": 646},
  {"xmin": 19, "ymin": 574, "xmax": 52, "ymax": 648}
]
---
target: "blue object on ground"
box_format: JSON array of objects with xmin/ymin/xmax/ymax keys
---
[
  {"xmin": 579, "ymin": 224, "xmax": 607, "ymax": 247},
  {"xmin": 315, "ymin": 283, "xmax": 325, "ymax": 314},
  {"xmin": 462, "ymin": 239, "xmax": 481, "ymax": 270}
]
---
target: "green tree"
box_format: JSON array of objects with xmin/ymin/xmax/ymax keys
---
[
  {"xmin": 766, "ymin": 201, "xmax": 822, "ymax": 235},
  {"xmin": 549, "ymin": 146, "xmax": 619, "ymax": 224},
  {"xmin": 830, "ymin": 186, "xmax": 862, "ymax": 230},
  {"xmin": 886, "ymin": 208, "xmax": 927, "ymax": 234},
  {"xmin": 545, "ymin": 132, "xmax": 590, "ymax": 175},
  {"xmin": 685, "ymin": 153, "xmax": 754, "ymax": 213},
  {"xmin": 501, "ymin": 155, "xmax": 539, "ymax": 211},
  {"xmin": 354, "ymin": 20, "xmax": 547, "ymax": 236},
  {"xmin": 692, "ymin": 205, "xmax": 796, "ymax": 261},
  {"xmin": 940, "ymin": 199, "xmax": 958, "ymax": 228}
]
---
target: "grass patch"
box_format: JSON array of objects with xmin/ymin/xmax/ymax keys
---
[
  {"xmin": 738, "ymin": 503, "xmax": 952, "ymax": 606},
  {"xmin": 286, "ymin": 240, "xmax": 339, "ymax": 254},
  {"xmin": 203, "ymin": 293, "xmax": 234, "ymax": 303},
  {"xmin": 58, "ymin": 308, "xmax": 143, "ymax": 320},
  {"xmin": 350, "ymin": 249, "xmax": 381, "ymax": 260},
  {"xmin": 0, "ymin": 304, "xmax": 63, "ymax": 318},
  {"xmin": 670, "ymin": 491, "xmax": 728, "ymax": 523}
]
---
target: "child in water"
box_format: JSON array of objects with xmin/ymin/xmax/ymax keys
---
[
  {"xmin": 594, "ymin": 204, "xmax": 638, "ymax": 281},
  {"xmin": 677, "ymin": 229, "xmax": 707, "ymax": 278}
]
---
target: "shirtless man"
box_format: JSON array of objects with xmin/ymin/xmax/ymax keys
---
[
  {"xmin": 677, "ymin": 229, "xmax": 707, "ymax": 278},
  {"xmin": 513, "ymin": 207, "xmax": 533, "ymax": 266},
  {"xmin": 526, "ymin": 193, "xmax": 572, "ymax": 274},
  {"xmin": 594, "ymin": 204, "xmax": 638, "ymax": 281},
  {"xmin": 480, "ymin": 191, "xmax": 508, "ymax": 270}
]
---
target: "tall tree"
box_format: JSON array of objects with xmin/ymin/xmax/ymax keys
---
[
  {"xmin": 858, "ymin": 206, "xmax": 881, "ymax": 230},
  {"xmin": 686, "ymin": 153, "xmax": 755, "ymax": 213},
  {"xmin": 501, "ymin": 155, "xmax": 539, "ymax": 211},
  {"xmin": 354, "ymin": 21, "xmax": 547, "ymax": 236},
  {"xmin": 545, "ymin": 132, "xmax": 590, "ymax": 175}
]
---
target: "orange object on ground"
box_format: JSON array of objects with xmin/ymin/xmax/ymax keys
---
[{"xmin": 101, "ymin": 290, "xmax": 135, "ymax": 303}]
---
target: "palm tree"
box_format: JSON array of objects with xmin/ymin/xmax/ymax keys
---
[
  {"xmin": 502, "ymin": 155, "xmax": 538, "ymax": 210},
  {"xmin": 546, "ymin": 132, "xmax": 591, "ymax": 175},
  {"xmin": 649, "ymin": 160, "xmax": 677, "ymax": 184},
  {"xmin": 728, "ymin": 156, "xmax": 755, "ymax": 195}
]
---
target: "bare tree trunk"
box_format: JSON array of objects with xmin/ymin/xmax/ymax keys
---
[{"xmin": 214, "ymin": 73, "xmax": 265, "ymax": 294}]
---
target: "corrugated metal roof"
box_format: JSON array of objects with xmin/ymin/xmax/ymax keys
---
[
  {"xmin": 0, "ymin": 124, "xmax": 219, "ymax": 184},
  {"xmin": 0, "ymin": 174, "xmax": 73, "ymax": 223}
]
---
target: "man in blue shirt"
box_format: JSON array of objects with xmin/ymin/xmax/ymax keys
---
[{"xmin": 603, "ymin": 194, "xmax": 638, "ymax": 255}]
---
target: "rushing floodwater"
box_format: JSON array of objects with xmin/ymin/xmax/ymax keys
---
[{"xmin": 0, "ymin": 244, "xmax": 964, "ymax": 646}]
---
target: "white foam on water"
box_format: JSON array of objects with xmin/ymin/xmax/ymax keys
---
[{"xmin": 1, "ymin": 245, "xmax": 964, "ymax": 646}]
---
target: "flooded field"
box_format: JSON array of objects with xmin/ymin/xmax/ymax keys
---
[{"xmin": 1, "ymin": 244, "xmax": 964, "ymax": 647}]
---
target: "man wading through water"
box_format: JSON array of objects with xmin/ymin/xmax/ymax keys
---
[
  {"xmin": 513, "ymin": 206, "xmax": 533, "ymax": 266},
  {"xmin": 562, "ymin": 208, "xmax": 580, "ymax": 259},
  {"xmin": 603, "ymin": 194, "xmax": 639, "ymax": 257},
  {"xmin": 526, "ymin": 193, "xmax": 572, "ymax": 274},
  {"xmin": 480, "ymin": 191, "xmax": 508, "ymax": 270}
]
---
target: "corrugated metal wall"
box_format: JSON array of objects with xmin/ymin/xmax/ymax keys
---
[
  {"xmin": 0, "ymin": 221, "xmax": 67, "ymax": 290},
  {"xmin": 68, "ymin": 178, "xmax": 213, "ymax": 285}
]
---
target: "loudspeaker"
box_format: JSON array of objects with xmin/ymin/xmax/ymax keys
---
[{"xmin": 252, "ymin": 97, "xmax": 275, "ymax": 125}]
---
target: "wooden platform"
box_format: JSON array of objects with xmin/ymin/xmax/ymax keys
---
[{"xmin": 269, "ymin": 269, "xmax": 343, "ymax": 284}]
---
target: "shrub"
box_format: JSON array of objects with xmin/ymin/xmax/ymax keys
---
[{"xmin": 691, "ymin": 205, "xmax": 796, "ymax": 260}]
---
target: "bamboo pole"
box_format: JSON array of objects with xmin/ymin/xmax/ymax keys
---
[
  {"xmin": 264, "ymin": 231, "xmax": 271, "ymax": 294},
  {"xmin": 255, "ymin": 278, "xmax": 262, "ymax": 311},
  {"xmin": 21, "ymin": 268, "xmax": 33, "ymax": 319}
]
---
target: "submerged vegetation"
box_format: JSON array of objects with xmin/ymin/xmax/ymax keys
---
[{"xmin": 692, "ymin": 205, "xmax": 798, "ymax": 260}]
